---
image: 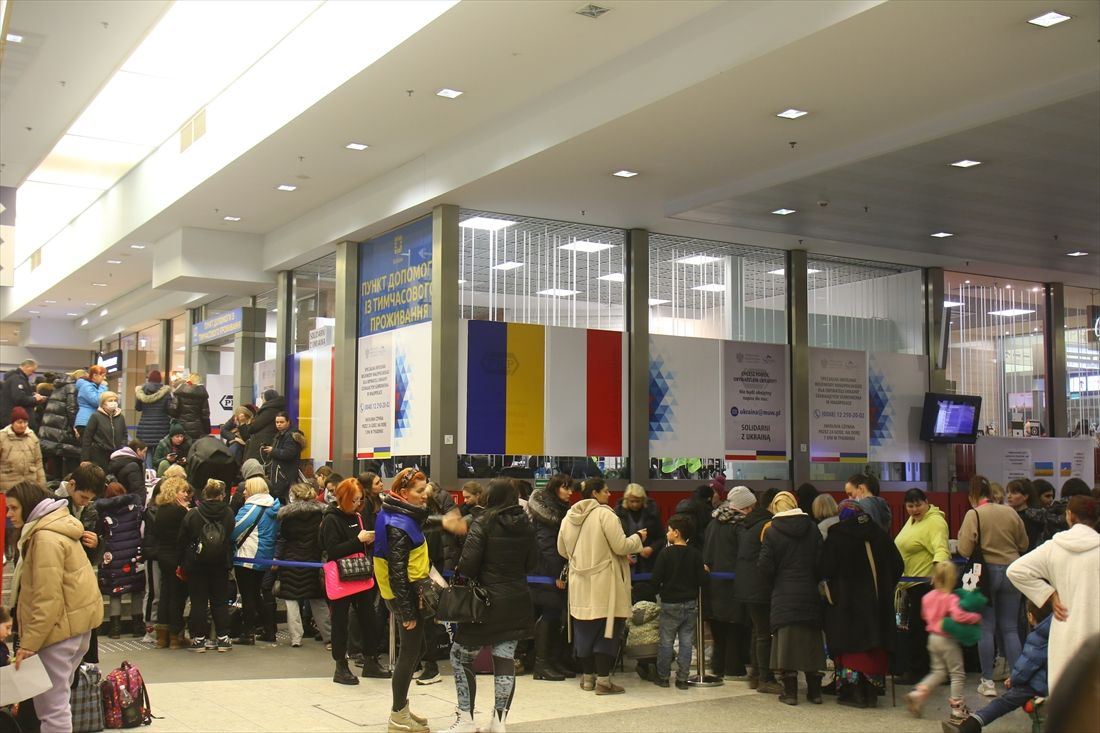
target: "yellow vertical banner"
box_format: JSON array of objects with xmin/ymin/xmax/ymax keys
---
[
  {"xmin": 505, "ymin": 322, "xmax": 544, "ymax": 454},
  {"xmin": 298, "ymin": 352, "xmax": 313, "ymax": 460}
]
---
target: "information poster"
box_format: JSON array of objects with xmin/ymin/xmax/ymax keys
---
[
  {"xmin": 808, "ymin": 347, "xmax": 868, "ymax": 463},
  {"xmin": 356, "ymin": 334, "xmax": 393, "ymax": 458},
  {"xmin": 868, "ymin": 352, "xmax": 928, "ymax": 463},
  {"xmin": 206, "ymin": 374, "xmax": 234, "ymax": 428},
  {"xmin": 723, "ymin": 341, "xmax": 788, "ymax": 462},
  {"xmin": 358, "ymin": 216, "xmax": 432, "ymax": 337},
  {"xmin": 976, "ymin": 437, "xmax": 1095, "ymax": 492},
  {"xmin": 252, "ymin": 359, "xmax": 277, "ymax": 404},
  {"xmin": 1003, "ymin": 448, "xmax": 1031, "ymax": 481}
]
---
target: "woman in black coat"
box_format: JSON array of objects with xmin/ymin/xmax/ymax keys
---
[
  {"xmin": 81, "ymin": 391, "xmax": 128, "ymax": 471},
  {"xmin": 757, "ymin": 490, "xmax": 825, "ymax": 706},
  {"xmin": 153, "ymin": 476, "xmax": 192, "ymax": 648},
  {"xmin": 613, "ymin": 483, "xmax": 665, "ymax": 602},
  {"xmin": 821, "ymin": 500, "xmax": 904, "ymax": 708},
  {"xmin": 703, "ymin": 486, "xmax": 757, "ymax": 680},
  {"xmin": 170, "ymin": 378, "xmax": 210, "ymax": 441},
  {"xmin": 179, "ymin": 480, "xmax": 235, "ymax": 650},
  {"xmin": 134, "ymin": 371, "xmax": 173, "ymax": 453},
  {"xmin": 38, "ymin": 369, "xmax": 84, "ymax": 477},
  {"xmin": 447, "ymin": 478, "xmax": 535, "ymax": 733},
  {"xmin": 107, "ymin": 441, "xmax": 149, "ymax": 502},
  {"xmin": 264, "ymin": 413, "xmax": 304, "ymax": 504},
  {"xmin": 527, "ymin": 475, "xmax": 575, "ymax": 681},
  {"xmin": 245, "ymin": 390, "xmax": 286, "ymax": 461},
  {"xmin": 276, "ymin": 483, "xmax": 330, "ymax": 647},
  {"xmin": 733, "ymin": 495, "xmax": 781, "ymax": 693}
]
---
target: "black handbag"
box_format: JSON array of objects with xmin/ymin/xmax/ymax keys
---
[
  {"xmin": 415, "ymin": 577, "xmax": 441, "ymax": 619},
  {"xmin": 436, "ymin": 574, "xmax": 492, "ymax": 624},
  {"xmin": 336, "ymin": 554, "xmax": 373, "ymax": 582}
]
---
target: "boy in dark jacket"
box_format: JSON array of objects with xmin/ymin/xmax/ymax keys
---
[
  {"xmin": 941, "ymin": 600, "xmax": 1052, "ymax": 733},
  {"xmin": 180, "ymin": 479, "xmax": 236, "ymax": 652},
  {"xmin": 652, "ymin": 513, "xmax": 708, "ymax": 689}
]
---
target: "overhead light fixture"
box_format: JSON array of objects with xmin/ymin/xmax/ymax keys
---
[
  {"xmin": 276, "ymin": 184, "xmax": 297, "ymax": 192},
  {"xmin": 776, "ymin": 108, "xmax": 808, "ymax": 119},
  {"xmin": 771, "ymin": 208, "xmax": 796, "ymax": 216},
  {"xmin": 460, "ymin": 216, "xmax": 516, "ymax": 231},
  {"xmin": 85, "ymin": 302, "xmax": 98, "ymax": 306},
  {"xmin": 612, "ymin": 170, "xmax": 638, "ymax": 178},
  {"xmin": 457, "ymin": 279, "xmax": 467, "ymax": 284},
  {"xmin": 44, "ymin": 300, "xmax": 56, "ymax": 304},
  {"xmin": 7, "ymin": 33, "xmax": 25, "ymax": 43},
  {"xmin": 692, "ymin": 283, "xmax": 726, "ymax": 292},
  {"xmin": 964, "ymin": 280, "xmax": 971, "ymax": 284},
  {"xmin": 648, "ymin": 298, "xmax": 671, "ymax": 306},
  {"xmin": 951, "ymin": 159, "xmax": 982, "ymax": 168},
  {"xmin": 538, "ymin": 288, "xmax": 580, "ymax": 297},
  {"xmin": 767, "ymin": 267, "xmax": 821, "ymax": 275},
  {"xmin": 989, "ymin": 308, "xmax": 1035, "ymax": 317},
  {"xmin": 1005, "ymin": 284, "xmax": 1013, "ymax": 289},
  {"xmin": 345, "ymin": 142, "xmax": 369, "ymax": 151},
  {"xmin": 677, "ymin": 255, "xmax": 721, "ymax": 266},
  {"xmin": 1066, "ymin": 250, "xmax": 1089, "ymax": 257},
  {"xmin": 66, "ymin": 312, "xmax": 79, "ymax": 317},
  {"xmin": 81, "ymin": 318, "xmax": 89, "ymax": 326},
  {"xmin": 129, "ymin": 244, "xmax": 146, "ymax": 249},
  {"xmin": 559, "ymin": 241, "xmax": 615, "ymax": 253},
  {"xmin": 106, "ymin": 259, "xmax": 122, "ymax": 264},
  {"xmin": 491, "ymin": 261, "xmax": 524, "ymax": 271},
  {"xmin": 599, "ymin": 273, "xmax": 625, "ymax": 282},
  {"xmin": 92, "ymin": 282, "xmax": 108, "ymax": 287},
  {"xmin": 436, "ymin": 88, "xmax": 463, "ymax": 99},
  {"xmin": 1028, "ymin": 11, "xmax": 1071, "ymax": 27},
  {"xmin": 223, "ymin": 215, "xmax": 241, "ymax": 222},
  {"xmin": 944, "ymin": 300, "xmax": 965, "ymax": 308},
  {"xmin": 100, "ymin": 308, "xmax": 109, "ymax": 316},
  {"xmin": 1031, "ymin": 287, "xmax": 1042, "ymax": 292},
  {"xmin": 930, "ymin": 232, "xmax": 954, "ymax": 238},
  {"xmin": 28, "ymin": 310, "xmax": 40, "ymax": 314}
]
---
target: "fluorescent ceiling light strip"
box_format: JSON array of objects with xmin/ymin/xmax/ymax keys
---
[
  {"xmin": 943, "ymin": 300, "xmax": 964, "ymax": 308},
  {"xmin": 599, "ymin": 273, "xmax": 625, "ymax": 282},
  {"xmin": 1028, "ymin": 11, "xmax": 1070, "ymax": 27},
  {"xmin": 648, "ymin": 299, "xmax": 670, "ymax": 306},
  {"xmin": 460, "ymin": 216, "xmax": 516, "ymax": 231},
  {"xmin": 559, "ymin": 241, "xmax": 615, "ymax": 253},
  {"xmin": 951, "ymin": 159, "xmax": 982, "ymax": 168},
  {"xmin": 537, "ymin": 288, "xmax": 580, "ymax": 297},
  {"xmin": 988, "ymin": 308, "xmax": 1035, "ymax": 317},
  {"xmin": 692, "ymin": 283, "xmax": 726, "ymax": 292},
  {"xmin": 492, "ymin": 261, "xmax": 524, "ymax": 271},
  {"xmin": 767, "ymin": 268, "xmax": 821, "ymax": 275},
  {"xmin": 677, "ymin": 255, "xmax": 721, "ymax": 265}
]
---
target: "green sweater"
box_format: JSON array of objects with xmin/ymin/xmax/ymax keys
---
[{"xmin": 894, "ymin": 504, "xmax": 950, "ymax": 583}]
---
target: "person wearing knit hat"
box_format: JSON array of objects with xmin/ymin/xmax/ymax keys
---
[
  {"xmin": 704, "ymin": 484, "xmax": 757, "ymax": 680},
  {"xmin": 153, "ymin": 422, "xmax": 192, "ymax": 476},
  {"xmin": 710, "ymin": 474, "xmax": 727, "ymax": 499},
  {"xmin": 10, "ymin": 406, "xmax": 30, "ymax": 423},
  {"xmin": 726, "ymin": 485, "xmax": 756, "ymax": 511},
  {"xmin": 1, "ymin": 405, "xmax": 46, "ymax": 489},
  {"xmin": 241, "ymin": 458, "xmax": 266, "ymax": 481}
]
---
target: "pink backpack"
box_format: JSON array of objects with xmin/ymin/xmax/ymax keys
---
[{"xmin": 101, "ymin": 661, "xmax": 152, "ymax": 728}]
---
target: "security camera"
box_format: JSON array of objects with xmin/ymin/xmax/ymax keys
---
[{"xmin": 817, "ymin": 199, "xmax": 830, "ymax": 208}]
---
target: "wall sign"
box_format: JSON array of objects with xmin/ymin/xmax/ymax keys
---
[
  {"xmin": 192, "ymin": 308, "xmax": 243, "ymax": 345},
  {"xmin": 358, "ymin": 216, "xmax": 432, "ymax": 337},
  {"xmin": 723, "ymin": 341, "xmax": 789, "ymax": 462},
  {"xmin": 808, "ymin": 347, "xmax": 868, "ymax": 463}
]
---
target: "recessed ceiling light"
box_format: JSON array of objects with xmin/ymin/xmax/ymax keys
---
[
  {"xmin": 129, "ymin": 244, "xmax": 146, "ymax": 249},
  {"xmin": 223, "ymin": 215, "xmax": 241, "ymax": 222},
  {"xmin": 944, "ymin": 300, "xmax": 965, "ymax": 308},
  {"xmin": 930, "ymin": 232, "xmax": 954, "ymax": 238},
  {"xmin": 767, "ymin": 268, "xmax": 822, "ymax": 275},
  {"xmin": 460, "ymin": 216, "xmax": 516, "ymax": 231},
  {"xmin": 677, "ymin": 255, "xmax": 721, "ymax": 266},
  {"xmin": 81, "ymin": 318, "xmax": 89, "ymax": 326},
  {"xmin": 559, "ymin": 241, "xmax": 615, "ymax": 253},
  {"xmin": 648, "ymin": 298, "xmax": 671, "ymax": 306},
  {"xmin": 951, "ymin": 159, "xmax": 982, "ymax": 168},
  {"xmin": 771, "ymin": 208, "xmax": 797, "ymax": 216},
  {"xmin": 100, "ymin": 308, "xmax": 109, "ymax": 316},
  {"xmin": 276, "ymin": 184, "xmax": 297, "ymax": 192},
  {"xmin": 458, "ymin": 279, "xmax": 467, "ymax": 284},
  {"xmin": 989, "ymin": 308, "xmax": 1034, "ymax": 317},
  {"xmin": 1005, "ymin": 284, "xmax": 1012, "ymax": 289},
  {"xmin": 1066, "ymin": 250, "xmax": 1089, "ymax": 257},
  {"xmin": 776, "ymin": 108, "xmax": 808, "ymax": 119},
  {"xmin": 491, "ymin": 261, "xmax": 524, "ymax": 271},
  {"xmin": 1031, "ymin": 287, "xmax": 1042, "ymax": 292},
  {"xmin": 92, "ymin": 282, "xmax": 107, "ymax": 287},
  {"xmin": 28, "ymin": 310, "xmax": 40, "ymax": 314},
  {"xmin": 6, "ymin": 33, "xmax": 24, "ymax": 43},
  {"xmin": 1028, "ymin": 11, "xmax": 1071, "ymax": 27},
  {"xmin": 436, "ymin": 88, "xmax": 463, "ymax": 99},
  {"xmin": 964, "ymin": 280, "xmax": 971, "ymax": 284},
  {"xmin": 692, "ymin": 283, "xmax": 726, "ymax": 292},
  {"xmin": 44, "ymin": 299, "xmax": 56, "ymax": 304},
  {"xmin": 599, "ymin": 273, "xmax": 625, "ymax": 282},
  {"xmin": 85, "ymin": 302, "xmax": 97, "ymax": 306},
  {"xmin": 345, "ymin": 142, "xmax": 369, "ymax": 151},
  {"xmin": 612, "ymin": 170, "xmax": 638, "ymax": 178},
  {"xmin": 66, "ymin": 312, "xmax": 79, "ymax": 317},
  {"xmin": 106, "ymin": 259, "xmax": 122, "ymax": 264},
  {"xmin": 538, "ymin": 288, "xmax": 580, "ymax": 297}
]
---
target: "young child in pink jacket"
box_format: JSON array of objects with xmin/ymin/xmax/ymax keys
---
[{"xmin": 907, "ymin": 562, "xmax": 984, "ymax": 722}]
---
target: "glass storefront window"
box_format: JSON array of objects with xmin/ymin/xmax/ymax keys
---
[
  {"xmin": 1065, "ymin": 286, "xmax": 1100, "ymax": 436},
  {"xmin": 291, "ymin": 254, "xmax": 336, "ymax": 353},
  {"xmin": 170, "ymin": 313, "xmax": 187, "ymax": 383}
]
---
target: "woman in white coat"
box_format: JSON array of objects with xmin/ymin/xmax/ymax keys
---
[
  {"xmin": 558, "ymin": 478, "xmax": 645, "ymax": 695},
  {"xmin": 1007, "ymin": 495, "xmax": 1100, "ymax": 696}
]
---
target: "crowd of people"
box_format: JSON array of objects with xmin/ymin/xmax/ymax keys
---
[{"xmin": 2, "ymin": 358, "xmax": 1099, "ymax": 733}]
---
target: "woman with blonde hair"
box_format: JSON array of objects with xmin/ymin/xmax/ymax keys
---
[
  {"xmin": 278, "ymin": 482, "xmax": 331, "ymax": 649},
  {"xmin": 232, "ymin": 476, "xmax": 281, "ymax": 645},
  {"xmin": 153, "ymin": 476, "xmax": 193, "ymax": 648},
  {"xmin": 81, "ymin": 390, "xmax": 127, "ymax": 471},
  {"xmin": 812, "ymin": 494, "xmax": 839, "ymax": 540}
]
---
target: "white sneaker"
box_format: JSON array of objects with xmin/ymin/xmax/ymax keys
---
[
  {"xmin": 977, "ymin": 678, "xmax": 997, "ymax": 697},
  {"xmin": 437, "ymin": 710, "xmax": 477, "ymax": 733},
  {"xmin": 488, "ymin": 710, "xmax": 508, "ymax": 733}
]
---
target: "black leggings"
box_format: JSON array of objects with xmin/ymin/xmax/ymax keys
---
[
  {"xmin": 391, "ymin": 617, "xmax": 426, "ymax": 712},
  {"xmin": 747, "ymin": 603, "xmax": 776, "ymax": 682},
  {"xmin": 236, "ymin": 567, "xmax": 273, "ymax": 632},
  {"xmin": 331, "ymin": 592, "xmax": 377, "ymax": 662}
]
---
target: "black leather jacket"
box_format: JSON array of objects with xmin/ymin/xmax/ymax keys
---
[{"xmin": 379, "ymin": 493, "xmax": 443, "ymax": 623}]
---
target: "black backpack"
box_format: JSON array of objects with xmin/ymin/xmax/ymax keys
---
[{"xmin": 194, "ymin": 515, "xmax": 228, "ymax": 564}]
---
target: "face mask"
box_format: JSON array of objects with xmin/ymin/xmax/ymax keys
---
[{"xmin": 106, "ymin": 401, "xmax": 119, "ymax": 411}]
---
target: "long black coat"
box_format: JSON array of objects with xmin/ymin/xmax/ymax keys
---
[
  {"xmin": 758, "ymin": 512, "xmax": 823, "ymax": 631},
  {"xmin": 244, "ymin": 396, "xmax": 286, "ymax": 461},
  {"xmin": 0, "ymin": 368, "xmax": 38, "ymax": 430},
  {"xmin": 703, "ymin": 505, "xmax": 744, "ymax": 622},
  {"xmin": 276, "ymin": 500, "xmax": 326, "ymax": 599},
  {"xmin": 81, "ymin": 409, "xmax": 128, "ymax": 471},
  {"xmin": 38, "ymin": 376, "xmax": 80, "ymax": 458},
  {"xmin": 170, "ymin": 383, "xmax": 210, "ymax": 440},
  {"xmin": 732, "ymin": 505, "xmax": 772, "ymax": 605},
  {"xmin": 820, "ymin": 514, "xmax": 904, "ymax": 655},
  {"xmin": 266, "ymin": 428, "xmax": 304, "ymax": 503},
  {"xmin": 453, "ymin": 504, "xmax": 536, "ymax": 647},
  {"xmin": 134, "ymin": 382, "xmax": 173, "ymax": 446},
  {"xmin": 526, "ymin": 486, "xmax": 569, "ymax": 609}
]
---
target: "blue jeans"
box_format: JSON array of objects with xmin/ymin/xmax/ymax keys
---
[
  {"xmin": 451, "ymin": 640, "xmax": 518, "ymax": 714},
  {"xmin": 979, "ymin": 563, "xmax": 1022, "ymax": 679},
  {"xmin": 973, "ymin": 682, "xmax": 1039, "ymax": 726},
  {"xmin": 656, "ymin": 600, "xmax": 696, "ymax": 682}
]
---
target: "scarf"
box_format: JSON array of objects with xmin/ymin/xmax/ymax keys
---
[{"xmin": 11, "ymin": 498, "xmax": 69, "ymax": 605}]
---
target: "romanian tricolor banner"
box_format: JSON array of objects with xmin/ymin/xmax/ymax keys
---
[{"xmin": 286, "ymin": 346, "xmax": 335, "ymax": 462}]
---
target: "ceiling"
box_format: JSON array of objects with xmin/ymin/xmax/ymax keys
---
[{"xmin": 0, "ymin": 0, "xmax": 1098, "ymax": 347}]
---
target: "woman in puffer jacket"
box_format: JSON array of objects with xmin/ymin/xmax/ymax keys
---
[
  {"xmin": 170, "ymin": 375, "xmax": 210, "ymax": 441},
  {"xmin": 276, "ymin": 482, "xmax": 331, "ymax": 648},
  {"xmin": 38, "ymin": 369, "xmax": 85, "ymax": 478},
  {"xmin": 95, "ymin": 482, "xmax": 146, "ymax": 639},
  {"xmin": 135, "ymin": 370, "xmax": 173, "ymax": 456},
  {"xmin": 526, "ymin": 475, "xmax": 576, "ymax": 681},
  {"xmin": 80, "ymin": 391, "xmax": 128, "ymax": 472},
  {"xmin": 74, "ymin": 365, "xmax": 108, "ymax": 433}
]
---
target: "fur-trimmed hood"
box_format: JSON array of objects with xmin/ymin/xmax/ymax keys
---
[
  {"xmin": 135, "ymin": 383, "xmax": 172, "ymax": 403},
  {"xmin": 527, "ymin": 485, "xmax": 569, "ymax": 528}
]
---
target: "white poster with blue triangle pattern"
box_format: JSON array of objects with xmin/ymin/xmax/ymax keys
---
[
  {"xmin": 648, "ymin": 334, "xmax": 723, "ymax": 458},
  {"xmin": 868, "ymin": 352, "xmax": 928, "ymax": 463}
]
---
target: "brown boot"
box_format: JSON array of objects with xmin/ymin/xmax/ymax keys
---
[
  {"xmin": 169, "ymin": 630, "xmax": 187, "ymax": 650},
  {"xmin": 155, "ymin": 625, "xmax": 170, "ymax": 649}
]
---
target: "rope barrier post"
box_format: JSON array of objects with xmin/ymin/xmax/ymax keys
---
[{"xmin": 687, "ymin": 587, "xmax": 723, "ymax": 688}]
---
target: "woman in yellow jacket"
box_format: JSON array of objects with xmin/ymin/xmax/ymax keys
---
[{"xmin": 6, "ymin": 480, "xmax": 103, "ymax": 733}]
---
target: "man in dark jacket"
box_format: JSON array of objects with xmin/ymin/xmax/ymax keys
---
[
  {"xmin": 135, "ymin": 370, "xmax": 174, "ymax": 454},
  {"xmin": 245, "ymin": 390, "xmax": 286, "ymax": 461},
  {"xmin": 38, "ymin": 369, "xmax": 84, "ymax": 478},
  {"xmin": 170, "ymin": 376, "xmax": 211, "ymax": 440},
  {"xmin": 263, "ymin": 412, "xmax": 304, "ymax": 504},
  {"xmin": 0, "ymin": 359, "xmax": 45, "ymax": 430},
  {"xmin": 730, "ymin": 490, "xmax": 781, "ymax": 693},
  {"xmin": 107, "ymin": 441, "xmax": 150, "ymax": 502}
]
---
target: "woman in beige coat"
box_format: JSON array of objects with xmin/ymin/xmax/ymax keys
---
[
  {"xmin": 0, "ymin": 406, "xmax": 46, "ymax": 490},
  {"xmin": 558, "ymin": 478, "xmax": 645, "ymax": 695},
  {"xmin": 6, "ymin": 480, "xmax": 104, "ymax": 733}
]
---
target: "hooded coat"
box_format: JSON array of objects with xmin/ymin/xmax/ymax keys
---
[
  {"xmin": 38, "ymin": 374, "xmax": 80, "ymax": 459},
  {"xmin": 108, "ymin": 446, "xmax": 148, "ymax": 502},
  {"xmin": 731, "ymin": 505, "xmax": 772, "ymax": 605},
  {"xmin": 170, "ymin": 382, "xmax": 210, "ymax": 440},
  {"xmin": 703, "ymin": 503, "xmax": 745, "ymax": 622},
  {"xmin": 244, "ymin": 394, "xmax": 286, "ymax": 461},
  {"xmin": 276, "ymin": 499, "xmax": 326, "ymax": 599},
  {"xmin": 373, "ymin": 493, "xmax": 433, "ymax": 623},
  {"xmin": 0, "ymin": 424, "xmax": 46, "ymax": 490},
  {"xmin": 453, "ymin": 503, "xmax": 536, "ymax": 646},
  {"xmin": 527, "ymin": 486, "xmax": 570, "ymax": 609},
  {"xmin": 75, "ymin": 378, "xmax": 107, "ymax": 428},
  {"xmin": 134, "ymin": 381, "xmax": 173, "ymax": 446},
  {"xmin": 81, "ymin": 407, "xmax": 127, "ymax": 470},
  {"xmin": 557, "ymin": 498, "xmax": 643, "ymax": 637},
  {"xmin": 1007, "ymin": 522, "xmax": 1100, "ymax": 693},
  {"xmin": 55, "ymin": 485, "xmax": 103, "ymax": 566},
  {"xmin": 267, "ymin": 426, "xmax": 305, "ymax": 502},
  {"xmin": 820, "ymin": 513, "xmax": 904, "ymax": 654},
  {"xmin": 179, "ymin": 498, "xmax": 235, "ymax": 570},
  {"xmin": 757, "ymin": 510, "xmax": 823, "ymax": 631},
  {"xmin": 856, "ymin": 495, "xmax": 893, "ymax": 534},
  {"xmin": 153, "ymin": 431, "xmax": 191, "ymax": 470},
  {"xmin": 94, "ymin": 493, "xmax": 146, "ymax": 597},
  {"xmin": 13, "ymin": 500, "xmax": 104, "ymax": 653},
  {"xmin": 232, "ymin": 493, "xmax": 281, "ymax": 570}
]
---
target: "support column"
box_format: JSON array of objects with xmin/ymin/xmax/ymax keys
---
[
  {"xmin": 158, "ymin": 319, "xmax": 171, "ymax": 379},
  {"xmin": 274, "ymin": 271, "xmax": 292, "ymax": 396},
  {"xmin": 627, "ymin": 229, "xmax": 650, "ymax": 484},
  {"xmin": 925, "ymin": 267, "xmax": 950, "ymax": 493},
  {"xmin": 1046, "ymin": 283, "xmax": 1067, "ymax": 437},
  {"xmin": 333, "ymin": 244, "xmax": 359, "ymax": 476},
  {"xmin": 788, "ymin": 250, "xmax": 811, "ymax": 486},
  {"xmin": 723, "ymin": 256, "xmax": 744, "ymax": 341},
  {"xmin": 186, "ymin": 308, "xmax": 220, "ymax": 379},
  {"xmin": 431, "ymin": 205, "xmax": 461, "ymax": 489},
  {"xmin": 232, "ymin": 308, "xmax": 267, "ymax": 412}
]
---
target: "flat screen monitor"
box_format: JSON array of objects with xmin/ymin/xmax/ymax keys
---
[{"xmin": 920, "ymin": 392, "xmax": 982, "ymax": 444}]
